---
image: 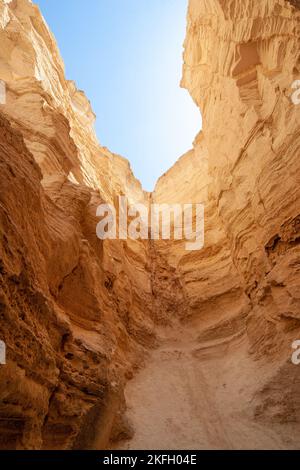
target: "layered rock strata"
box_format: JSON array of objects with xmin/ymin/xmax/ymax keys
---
[
  {"xmin": 0, "ymin": 0, "xmax": 300, "ymax": 450},
  {"xmin": 154, "ymin": 0, "xmax": 300, "ymax": 444},
  {"xmin": 0, "ymin": 0, "xmax": 154, "ymax": 450}
]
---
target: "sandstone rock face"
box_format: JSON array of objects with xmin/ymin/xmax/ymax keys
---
[
  {"xmin": 0, "ymin": 0, "xmax": 154, "ymax": 450},
  {"xmin": 150, "ymin": 0, "xmax": 300, "ymax": 448},
  {"xmin": 181, "ymin": 0, "xmax": 300, "ymax": 414},
  {"xmin": 0, "ymin": 0, "xmax": 300, "ymax": 450}
]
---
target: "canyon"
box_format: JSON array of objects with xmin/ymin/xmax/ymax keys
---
[{"xmin": 0, "ymin": 0, "xmax": 300, "ymax": 450}]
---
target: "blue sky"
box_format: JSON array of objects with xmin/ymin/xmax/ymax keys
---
[{"xmin": 35, "ymin": 0, "xmax": 201, "ymax": 191}]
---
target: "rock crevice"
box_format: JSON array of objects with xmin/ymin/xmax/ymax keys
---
[{"xmin": 0, "ymin": 0, "xmax": 299, "ymax": 450}]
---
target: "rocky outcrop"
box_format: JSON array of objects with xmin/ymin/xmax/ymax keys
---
[
  {"xmin": 170, "ymin": 0, "xmax": 300, "ymax": 443},
  {"xmin": 0, "ymin": 0, "xmax": 300, "ymax": 450},
  {"xmin": 0, "ymin": 0, "xmax": 154, "ymax": 450},
  {"xmin": 0, "ymin": 106, "xmax": 154, "ymax": 449}
]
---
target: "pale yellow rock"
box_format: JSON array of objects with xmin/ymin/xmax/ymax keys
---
[
  {"xmin": 0, "ymin": 0, "xmax": 300, "ymax": 451},
  {"xmin": 0, "ymin": 0, "xmax": 153, "ymax": 450}
]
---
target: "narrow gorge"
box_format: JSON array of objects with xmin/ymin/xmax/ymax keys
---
[{"xmin": 0, "ymin": 0, "xmax": 300, "ymax": 450}]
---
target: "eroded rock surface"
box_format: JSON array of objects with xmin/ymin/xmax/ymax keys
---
[
  {"xmin": 0, "ymin": 0, "xmax": 300, "ymax": 450},
  {"xmin": 0, "ymin": 0, "xmax": 154, "ymax": 450}
]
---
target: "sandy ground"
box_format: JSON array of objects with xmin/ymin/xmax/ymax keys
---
[
  {"xmin": 118, "ymin": 337, "xmax": 231, "ymax": 449},
  {"xmin": 114, "ymin": 324, "xmax": 294, "ymax": 450}
]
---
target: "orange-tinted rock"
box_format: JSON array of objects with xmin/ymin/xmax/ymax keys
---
[{"xmin": 0, "ymin": 0, "xmax": 300, "ymax": 450}]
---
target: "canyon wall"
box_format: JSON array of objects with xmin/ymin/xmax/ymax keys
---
[
  {"xmin": 0, "ymin": 0, "xmax": 300, "ymax": 449},
  {"xmin": 153, "ymin": 0, "xmax": 300, "ymax": 444},
  {"xmin": 0, "ymin": 0, "xmax": 155, "ymax": 450}
]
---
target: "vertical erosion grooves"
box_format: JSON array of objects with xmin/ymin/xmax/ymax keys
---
[{"xmin": 0, "ymin": 0, "xmax": 300, "ymax": 450}]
